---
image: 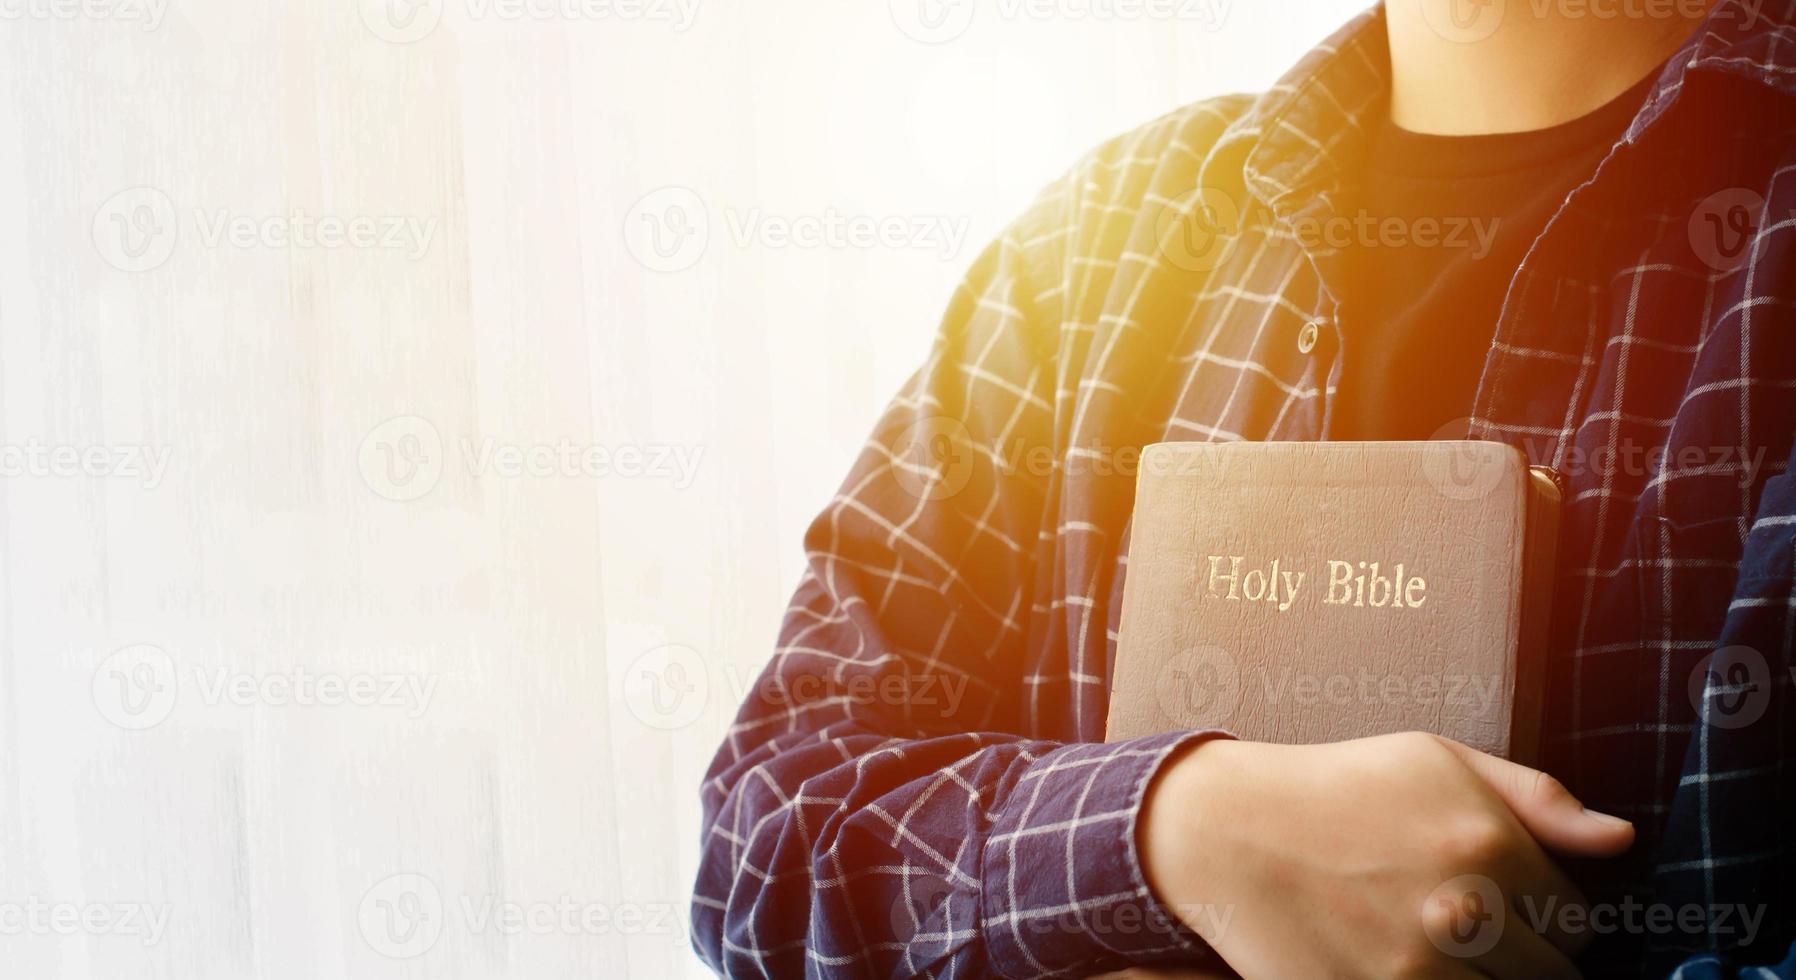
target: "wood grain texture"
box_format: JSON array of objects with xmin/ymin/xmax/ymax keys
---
[{"xmin": 0, "ymin": 3, "xmax": 1362, "ymax": 976}]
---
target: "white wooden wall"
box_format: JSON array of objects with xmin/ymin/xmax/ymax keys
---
[{"xmin": 0, "ymin": 2, "xmax": 1363, "ymax": 976}]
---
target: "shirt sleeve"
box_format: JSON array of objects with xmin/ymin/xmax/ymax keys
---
[
  {"xmin": 1653, "ymin": 434, "xmax": 1796, "ymax": 974},
  {"xmin": 688, "ymin": 173, "xmax": 1225, "ymax": 978}
]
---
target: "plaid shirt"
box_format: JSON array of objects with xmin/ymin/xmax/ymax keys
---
[{"xmin": 692, "ymin": 2, "xmax": 1796, "ymax": 976}]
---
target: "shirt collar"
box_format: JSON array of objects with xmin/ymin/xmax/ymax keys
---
[
  {"xmin": 1238, "ymin": 6, "xmax": 1387, "ymax": 226},
  {"xmin": 1626, "ymin": 0, "xmax": 1796, "ymax": 142},
  {"xmin": 1236, "ymin": 0, "xmax": 1796, "ymax": 217}
]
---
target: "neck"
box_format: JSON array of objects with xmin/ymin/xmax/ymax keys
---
[{"xmin": 1385, "ymin": 0, "xmax": 1717, "ymax": 135}]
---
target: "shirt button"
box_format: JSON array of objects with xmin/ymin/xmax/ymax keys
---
[{"xmin": 1297, "ymin": 320, "xmax": 1323, "ymax": 354}]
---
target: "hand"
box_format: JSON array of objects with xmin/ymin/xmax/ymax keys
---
[{"xmin": 1139, "ymin": 733, "xmax": 1635, "ymax": 979}]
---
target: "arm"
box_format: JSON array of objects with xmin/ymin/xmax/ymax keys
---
[
  {"xmin": 688, "ymin": 201, "xmax": 1631, "ymax": 976},
  {"xmin": 1661, "ymin": 442, "xmax": 1796, "ymax": 976},
  {"xmin": 689, "ymin": 179, "xmax": 1221, "ymax": 978}
]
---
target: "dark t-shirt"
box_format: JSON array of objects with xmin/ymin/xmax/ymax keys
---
[{"xmin": 1333, "ymin": 75, "xmax": 1658, "ymax": 441}]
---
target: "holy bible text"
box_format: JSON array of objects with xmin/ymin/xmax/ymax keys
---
[{"xmin": 1107, "ymin": 441, "xmax": 1561, "ymax": 762}]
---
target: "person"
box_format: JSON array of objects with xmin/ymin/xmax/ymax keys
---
[{"xmin": 691, "ymin": 0, "xmax": 1796, "ymax": 975}]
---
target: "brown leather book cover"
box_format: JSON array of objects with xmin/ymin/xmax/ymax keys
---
[{"xmin": 1106, "ymin": 441, "xmax": 1561, "ymax": 764}]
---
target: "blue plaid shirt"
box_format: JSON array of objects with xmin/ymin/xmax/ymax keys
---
[{"xmin": 693, "ymin": 2, "xmax": 1796, "ymax": 975}]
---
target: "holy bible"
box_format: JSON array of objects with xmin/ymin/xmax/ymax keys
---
[{"xmin": 1106, "ymin": 441, "xmax": 1562, "ymax": 764}]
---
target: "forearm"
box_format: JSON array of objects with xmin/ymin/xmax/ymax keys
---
[{"xmin": 692, "ymin": 721, "xmax": 1216, "ymax": 978}]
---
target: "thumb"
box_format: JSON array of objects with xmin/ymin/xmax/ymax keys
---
[{"xmin": 1437, "ymin": 737, "xmax": 1635, "ymax": 857}]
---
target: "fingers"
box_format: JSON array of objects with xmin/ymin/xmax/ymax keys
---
[{"xmin": 1435, "ymin": 737, "xmax": 1634, "ymax": 857}]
